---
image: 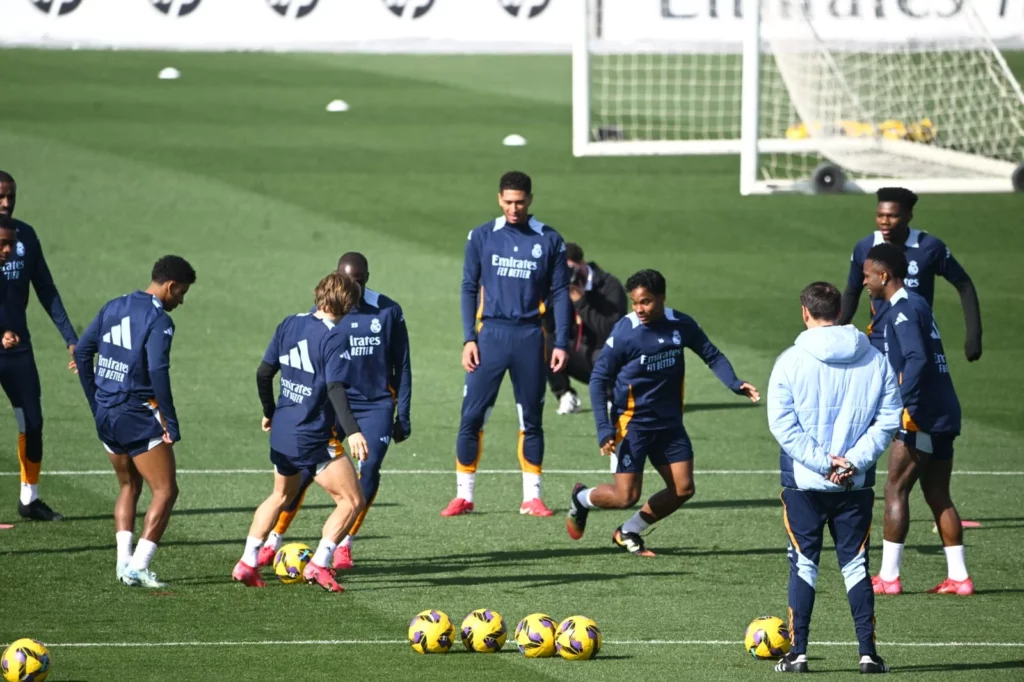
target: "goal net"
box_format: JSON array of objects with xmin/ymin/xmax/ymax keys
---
[{"xmin": 572, "ymin": 0, "xmax": 1024, "ymax": 194}]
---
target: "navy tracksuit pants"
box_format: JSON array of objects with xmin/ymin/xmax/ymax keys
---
[
  {"xmin": 782, "ymin": 487, "xmax": 878, "ymax": 657},
  {"xmin": 456, "ymin": 321, "xmax": 545, "ymax": 474},
  {"xmin": 0, "ymin": 351, "xmax": 45, "ymax": 481}
]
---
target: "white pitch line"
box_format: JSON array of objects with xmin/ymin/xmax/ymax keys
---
[
  {"xmin": 1, "ymin": 469, "xmax": 1022, "ymax": 477},
  {"xmin": 32, "ymin": 639, "xmax": 1024, "ymax": 649}
]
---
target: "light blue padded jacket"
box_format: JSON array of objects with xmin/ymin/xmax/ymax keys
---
[{"xmin": 767, "ymin": 324, "xmax": 902, "ymax": 491}]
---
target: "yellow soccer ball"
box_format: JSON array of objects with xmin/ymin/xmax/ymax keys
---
[
  {"xmin": 460, "ymin": 609, "xmax": 507, "ymax": 653},
  {"xmin": 514, "ymin": 613, "xmax": 557, "ymax": 658},
  {"xmin": 1, "ymin": 639, "xmax": 50, "ymax": 682},
  {"xmin": 408, "ymin": 610, "xmax": 455, "ymax": 654},
  {"xmin": 273, "ymin": 542, "xmax": 312, "ymax": 584},
  {"xmin": 907, "ymin": 117, "xmax": 936, "ymax": 143},
  {"xmin": 744, "ymin": 615, "xmax": 792, "ymax": 659},
  {"xmin": 838, "ymin": 119, "xmax": 876, "ymax": 138},
  {"xmin": 786, "ymin": 122, "xmax": 809, "ymax": 140},
  {"xmin": 878, "ymin": 119, "xmax": 908, "ymax": 140},
  {"xmin": 555, "ymin": 616, "xmax": 602, "ymax": 660}
]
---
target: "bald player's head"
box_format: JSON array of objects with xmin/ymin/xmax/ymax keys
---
[{"xmin": 337, "ymin": 252, "xmax": 369, "ymax": 289}]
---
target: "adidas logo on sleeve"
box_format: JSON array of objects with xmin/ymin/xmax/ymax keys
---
[
  {"xmin": 102, "ymin": 316, "xmax": 132, "ymax": 349},
  {"xmin": 279, "ymin": 339, "xmax": 314, "ymax": 374}
]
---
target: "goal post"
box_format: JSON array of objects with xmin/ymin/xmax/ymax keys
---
[{"xmin": 572, "ymin": 0, "xmax": 1024, "ymax": 195}]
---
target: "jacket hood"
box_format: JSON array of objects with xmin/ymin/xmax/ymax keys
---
[{"xmin": 795, "ymin": 325, "xmax": 870, "ymax": 364}]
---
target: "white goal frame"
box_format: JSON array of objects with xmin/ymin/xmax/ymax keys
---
[{"xmin": 571, "ymin": 0, "xmax": 1024, "ymax": 195}]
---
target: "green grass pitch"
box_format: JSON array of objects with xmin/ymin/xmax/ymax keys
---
[{"xmin": 1, "ymin": 49, "xmax": 1023, "ymax": 681}]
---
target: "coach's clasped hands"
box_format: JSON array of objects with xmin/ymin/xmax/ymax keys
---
[
  {"xmin": 828, "ymin": 455, "xmax": 856, "ymax": 487},
  {"xmin": 2, "ymin": 331, "xmax": 19, "ymax": 350}
]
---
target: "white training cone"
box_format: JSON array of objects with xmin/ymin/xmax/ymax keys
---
[
  {"xmin": 503, "ymin": 134, "xmax": 527, "ymax": 147},
  {"xmin": 158, "ymin": 67, "xmax": 180, "ymax": 80},
  {"xmin": 326, "ymin": 99, "xmax": 350, "ymax": 112}
]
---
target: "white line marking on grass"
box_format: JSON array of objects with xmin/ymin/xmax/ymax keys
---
[
  {"xmin": 34, "ymin": 639, "xmax": 1024, "ymax": 649},
  {"xmin": 2, "ymin": 469, "xmax": 1022, "ymax": 477}
]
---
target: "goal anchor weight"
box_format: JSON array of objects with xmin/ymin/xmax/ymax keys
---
[
  {"xmin": 811, "ymin": 164, "xmax": 847, "ymax": 194},
  {"xmin": 1012, "ymin": 163, "xmax": 1024, "ymax": 192}
]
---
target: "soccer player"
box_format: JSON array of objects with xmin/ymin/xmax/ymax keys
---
[
  {"xmin": 232, "ymin": 272, "xmax": 368, "ymax": 592},
  {"xmin": 862, "ymin": 244, "xmax": 972, "ymax": 596},
  {"xmin": 443, "ymin": 171, "xmax": 571, "ymax": 517},
  {"xmin": 0, "ymin": 217, "xmax": 18, "ymax": 349},
  {"xmin": 255, "ymin": 252, "xmax": 411, "ymax": 570},
  {"xmin": 839, "ymin": 187, "xmax": 982, "ymax": 362},
  {"xmin": 0, "ymin": 172, "xmax": 79, "ymax": 521},
  {"xmin": 767, "ymin": 282, "xmax": 900, "ymax": 674},
  {"xmin": 566, "ymin": 269, "xmax": 760, "ymax": 556},
  {"xmin": 74, "ymin": 256, "xmax": 196, "ymax": 588}
]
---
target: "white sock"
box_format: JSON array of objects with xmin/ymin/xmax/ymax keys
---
[
  {"xmin": 263, "ymin": 531, "xmax": 283, "ymax": 551},
  {"xmin": 457, "ymin": 472, "xmax": 475, "ymax": 503},
  {"xmin": 943, "ymin": 545, "xmax": 969, "ymax": 581},
  {"xmin": 241, "ymin": 536, "xmax": 263, "ymax": 568},
  {"xmin": 879, "ymin": 540, "xmax": 904, "ymax": 581},
  {"xmin": 312, "ymin": 538, "xmax": 338, "ymax": 568},
  {"xmin": 577, "ymin": 487, "xmax": 598, "ymax": 509},
  {"xmin": 129, "ymin": 538, "xmax": 158, "ymax": 572},
  {"xmin": 340, "ymin": 535, "xmax": 352, "ymax": 548},
  {"xmin": 522, "ymin": 473, "xmax": 541, "ymax": 502},
  {"xmin": 621, "ymin": 512, "xmax": 651, "ymax": 535},
  {"xmin": 19, "ymin": 483, "xmax": 38, "ymax": 506},
  {"xmin": 116, "ymin": 531, "xmax": 133, "ymax": 566}
]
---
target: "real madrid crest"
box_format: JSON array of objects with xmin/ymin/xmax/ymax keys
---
[
  {"xmin": 370, "ymin": 318, "xmax": 381, "ymax": 333},
  {"xmin": 15, "ymin": 241, "xmax": 25, "ymax": 257},
  {"xmin": 532, "ymin": 243, "xmax": 542, "ymax": 258},
  {"xmin": 672, "ymin": 330, "xmax": 681, "ymax": 345},
  {"xmin": 907, "ymin": 260, "xmax": 919, "ymax": 276}
]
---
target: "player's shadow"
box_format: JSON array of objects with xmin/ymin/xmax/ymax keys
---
[
  {"xmin": 355, "ymin": 546, "xmax": 625, "ymax": 577},
  {"xmin": 970, "ymin": 516, "xmax": 1024, "ymax": 530},
  {"xmin": 60, "ymin": 503, "xmax": 397, "ymax": 523},
  {"xmin": 4, "ymin": 535, "xmax": 390, "ymax": 556},
  {"xmin": 656, "ymin": 546, "xmax": 783, "ymax": 558},
  {"xmin": 905, "ymin": 544, "xmax": 945, "ymax": 555},
  {"xmin": 971, "ymin": 588, "xmax": 1024, "ymax": 595},
  {"xmin": 894, "ymin": 660, "xmax": 1024, "ymax": 673},
  {"xmin": 354, "ymin": 545, "xmax": 780, "ymax": 583},
  {"xmin": 685, "ymin": 498, "xmax": 780, "ymax": 510},
  {"xmin": 357, "ymin": 570, "xmax": 685, "ymax": 592}
]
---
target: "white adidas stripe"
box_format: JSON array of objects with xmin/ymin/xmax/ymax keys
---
[
  {"xmin": 101, "ymin": 316, "xmax": 132, "ymax": 350},
  {"xmin": 279, "ymin": 339, "xmax": 314, "ymax": 373}
]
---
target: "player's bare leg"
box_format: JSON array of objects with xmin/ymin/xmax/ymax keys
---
[
  {"xmin": 107, "ymin": 452, "xmax": 142, "ymax": 579},
  {"xmin": 251, "ymin": 475, "xmax": 304, "ymax": 539},
  {"xmin": 643, "ymin": 460, "xmax": 695, "ymax": 519},
  {"xmin": 120, "ymin": 442, "xmax": 178, "ymax": 588},
  {"xmin": 874, "ymin": 440, "xmax": 922, "ymax": 594},
  {"xmin": 567, "ymin": 471, "xmax": 642, "ymax": 541},
  {"xmin": 609, "ymin": 460, "xmax": 694, "ymax": 557},
  {"xmin": 589, "ymin": 472, "xmax": 644, "ymax": 509},
  {"xmin": 303, "ymin": 457, "xmax": 365, "ymax": 593},
  {"xmin": 921, "ymin": 459, "xmax": 972, "ymax": 594},
  {"xmin": 234, "ymin": 471, "xmax": 303, "ymax": 587},
  {"xmin": 259, "ymin": 470, "xmax": 313, "ymax": 566}
]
